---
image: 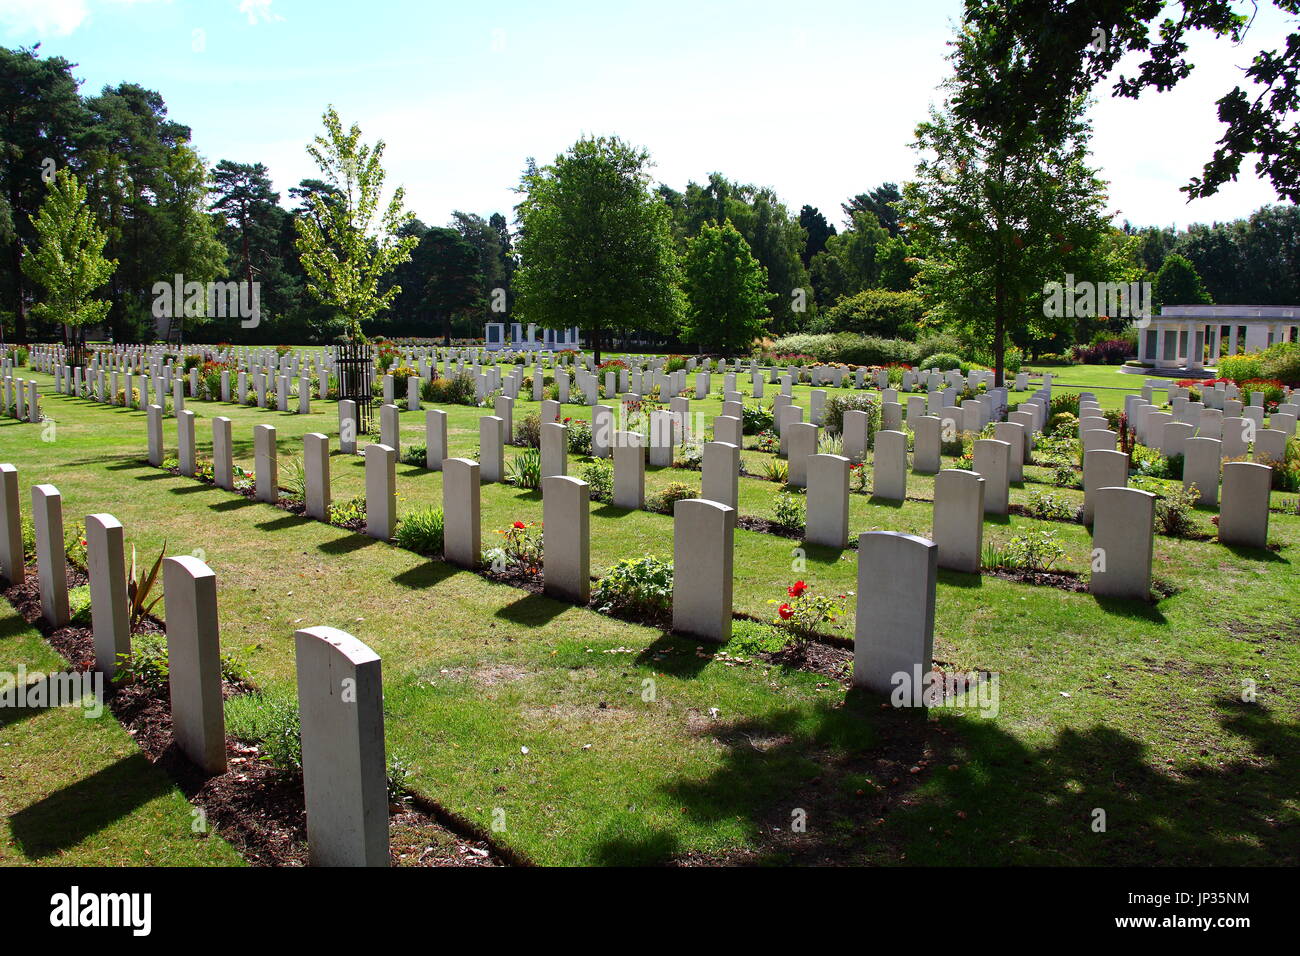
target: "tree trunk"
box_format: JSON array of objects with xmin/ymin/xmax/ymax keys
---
[
  {"xmin": 592, "ymin": 325, "xmax": 602, "ymax": 366},
  {"xmin": 8, "ymin": 234, "xmax": 27, "ymax": 344},
  {"xmin": 442, "ymin": 310, "xmax": 451, "ymax": 347},
  {"xmin": 993, "ymin": 276, "xmax": 1006, "ymax": 389}
]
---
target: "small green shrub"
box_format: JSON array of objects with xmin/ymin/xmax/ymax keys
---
[
  {"xmin": 773, "ymin": 490, "xmax": 806, "ymax": 530},
  {"xmin": 328, "ymin": 493, "xmax": 366, "ymax": 527},
  {"xmin": 762, "ymin": 458, "xmax": 789, "ymax": 482},
  {"xmin": 395, "ymin": 507, "xmax": 444, "ymax": 556},
  {"xmin": 515, "ymin": 413, "xmax": 542, "ymax": 448},
  {"xmin": 580, "ymin": 459, "xmax": 614, "ymax": 503},
  {"xmin": 919, "ymin": 352, "xmax": 963, "ymax": 372},
  {"xmin": 402, "ymin": 443, "xmax": 427, "ymax": 467},
  {"xmin": 592, "ymin": 555, "xmax": 673, "ymax": 619},
  {"xmin": 1155, "ymin": 485, "xmax": 1201, "ymax": 537},
  {"xmin": 822, "ymin": 393, "xmax": 878, "ymax": 437},
  {"xmin": 505, "ymin": 448, "xmax": 542, "ymax": 489},
  {"xmin": 1024, "ymin": 491, "xmax": 1078, "ymax": 522},
  {"xmin": 647, "ymin": 481, "xmax": 697, "ymax": 515}
]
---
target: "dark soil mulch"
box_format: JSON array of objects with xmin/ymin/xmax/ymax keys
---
[
  {"xmin": 737, "ymin": 515, "xmax": 803, "ymax": 539},
  {"xmin": 984, "ymin": 566, "xmax": 1089, "ymax": 592},
  {"xmin": 2, "ymin": 559, "xmax": 504, "ymax": 867}
]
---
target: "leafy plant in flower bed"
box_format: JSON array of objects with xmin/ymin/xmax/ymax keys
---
[
  {"xmin": 395, "ymin": 507, "xmax": 445, "ymax": 556},
  {"xmin": 773, "ymin": 491, "xmax": 806, "ymax": 530},
  {"xmin": 328, "ymin": 493, "xmax": 367, "ymax": 529},
  {"xmin": 564, "ymin": 417, "xmax": 592, "ymax": 455},
  {"xmin": 1155, "ymin": 485, "xmax": 1202, "ymax": 538},
  {"xmin": 402, "ymin": 443, "xmax": 427, "ymax": 467},
  {"xmin": 580, "ymin": 459, "xmax": 614, "ymax": 503},
  {"xmin": 425, "ymin": 373, "xmax": 476, "ymax": 405},
  {"xmin": 768, "ymin": 580, "xmax": 847, "ymax": 645},
  {"xmin": 128, "ymin": 541, "xmax": 165, "ymax": 632},
  {"xmin": 850, "ymin": 461, "xmax": 868, "ymax": 493},
  {"xmin": 515, "ymin": 413, "xmax": 542, "ymax": 448},
  {"xmin": 1024, "ymin": 490, "xmax": 1078, "ymax": 522},
  {"xmin": 1006, "ymin": 530, "xmax": 1065, "ymax": 573},
  {"xmin": 762, "ymin": 458, "xmax": 789, "ymax": 483},
  {"xmin": 490, "ymin": 520, "xmax": 543, "ymax": 574},
  {"xmin": 505, "ymin": 448, "xmax": 542, "ymax": 489},
  {"xmin": 648, "ymin": 482, "xmax": 697, "ymax": 515},
  {"xmin": 116, "ymin": 632, "xmax": 246, "ymax": 692},
  {"xmin": 592, "ymin": 555, "xmax": 673, "ymax": 621},
  {"xmin": 741, "ymin": 404, "xmax": 773, "ymax": 435},
  {"xmin": 755, "ymin": 429, "xmax": 779, "ymax": 454},
  {"xmin": 673, "ymin": 439, "xmax": 703, "ymax": 470}
]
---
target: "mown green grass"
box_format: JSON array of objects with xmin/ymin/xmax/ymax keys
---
[
  {"xmin": 1, "ymin": 360, "xmax": 1296, "ymax": 865},
  {"xmin": 0, "ymin": 604, "xmax": 243, "ymax": 866}
]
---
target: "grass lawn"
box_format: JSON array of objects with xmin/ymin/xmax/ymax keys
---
[
  {"xmin": 0, "ymin": 604, "xmax": 243, "ymax": 866},
  {"xmin": 1, "ymin": 360, "xmax": 1296, "ymax": 865}
]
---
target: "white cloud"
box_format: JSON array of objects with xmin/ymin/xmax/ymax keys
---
[
  {"xmin": 238, "ymin": 0, "xmax": 283, "ymax": 26},
  {"xmin": 0, "ymin": 0, "xmax": 166, "ymax": 38}
]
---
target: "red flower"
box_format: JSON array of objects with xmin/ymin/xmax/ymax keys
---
[
  {"xmin": 512, "ymin": 521, "xmax": 526, "ymax": 530},
  {"xmin": 788, "ymin": 580, "xmax": 808, "ymax": 598},
  {"xmin": 778, "ymin": 603, "xmax": 794, "ymax": 620}
]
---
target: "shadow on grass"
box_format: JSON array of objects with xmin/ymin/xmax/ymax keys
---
[
  {"xmin": 254, "ymin": 512, "xmax": 312, "ymax": 532},
  {"xmin": 209, "ymin": 496, "xmax": 257, "ymax": 512},
  {"xmin": 867, "ymin": 495, "xmax": 905, "ymax": 509},
  {"xmin": 591, "ymin": 691, "xmax": 1299, "ymax": 866},
  {"xmin": 938, "ymin": 568, "xmax": 983, "ymax": 589},
  {"xmin": 9, "ymin": 752, "xmax": 174, "ymax": 859},
  {"xmin": 318, "ymin": 533, "xmax": 378, "ymax": 555},
  {"xmin": 168, "ymin": 482, "xmax": 213, "ymax": 495},
  {"xmin": 634, "ymin": 633, "xmax": 713, "ymax": 679},
  {"xmin": 392, "ymin": 561, "xmax": 459, "ymax": 590},
  {"xmin": 1222, "ymin": 543, "xmax": 1288, "ymax": 563},
  {"xmin": 1092, "ymin": 595, "xmax": 1168, "ymax": 623},
  {"xmin": 493, "ymin": 592, "xmax": 569, "ymax": 627}
]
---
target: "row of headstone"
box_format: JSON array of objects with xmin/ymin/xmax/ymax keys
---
[{"xmin": 0, "ymin": 463, "xmax": 390, "ymax": 867}]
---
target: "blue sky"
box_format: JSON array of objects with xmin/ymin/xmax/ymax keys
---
[{"xmin": 2, "ymin": 0, "xmax": 1295, "ymax": 231}]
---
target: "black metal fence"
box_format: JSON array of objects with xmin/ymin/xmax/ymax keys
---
[{"xmin": 335, "ymin": 340, "xmax": 374, "ymax": 434}]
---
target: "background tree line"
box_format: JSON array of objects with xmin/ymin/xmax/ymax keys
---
[{"xmin": 4, "ymin": 23, "xmax": 1298, "ymax": 358}]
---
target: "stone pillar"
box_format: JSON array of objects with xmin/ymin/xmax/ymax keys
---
[
  {"xmin": 442, "ymin": 458, "xmax": 481, "ymax": 568},
  {"xmin": 933, "ymin": 469, "xmax": 985, "ymax": 573},
  {"xmin": 304, "ymin": 433, "xmax": 331, "ymax": 521},
  {"xmin": 672, "ymin": 499, "xmax": 735, "ymax": 642},
  {"xmin": 1183, "ymin": 437, "xmax": 1221, "ymax": 506},
  {"xmin": 702, "ymin": 440, "xmax": 740, "ymax": 510},
  {"xmin": 613, "ymin": 431, "xmax": 645, "ymax": 510},
  {"xmin": 1083, "ymin": 449, "xmax": 1128, "ymax": 525},
  {"xmin": 872, "ymin": 430, "xmax": 908, "ymax": 500},
  {"xmin": 541, "ymin": 421, "xmax": 568, "ymax": 478},
  {"xmin": 86, "ymin": 513, "xmax": 130, "ymax": 677},
  {"xmin": 993, "ymin": 421, "xmax": 1025, "ymax": 483},
  {"xmin": 0, "ymin": 464, "xmax": 22, "ymax": 586},
  {"xmin": 162, "ymin": 555, "xmax": 227, "ymax": 775},
  {"xmin": 364, "ymin": 444, "xmax": 397, "ymax": 541},
  {"xmin": 426, "ymin": 409, "xmax": 447, "ymax": 470},
  {"xmin": 177, "ymin": 409, "xmax": 197, "ymax": 477},
  {"xmin": 1219, "ymin": 461, "xmax": 1272, "ymax": 548},
  {"xmin": 407, "ymin": 376, "xmax": 421, "ymax": 412},
  {"xmin": 212, "ymin": 417, "xmax": 234, "ymax": 490},
  {"xmin": 479, "ymin": 415, "xmax": 505, "ymax": 483},
  {"xmin": 806, "ymin": 453, "xmax": 850, "ymax": 548},
  {"xmin": 254, "ymin": 424, "xmax": 278, "ymax": 504},
  {"xmin": 147, "ymin": 404, "xmax": 164, "ymax": 467},
  {"xmin": 295, "ymin": 626, "xmax": 389, "ymax": 867},
  {"xmin": 972, "ymin": 438, "xmax": 1011, "ymax": 515},
  {"xmin": 786, "ymin": 421, "xmax": 819, "ymax": 488},
  {"xmin": 853, "ymin": 532, "xmax": 938, "ymax": 699},
  {"xmin": 713, "ymin": 415, "xmax": 742, "ymax": 449},
  {"xmin": 542, "ymin": 475, "xmax": 591, "ymax": 604},
  {"xmin": 379, "ymin": 403, "xmax": 400, "ymax": 457},
  {"xmin": 338, "ymin": 400, "xmax": 358, "ymax": 455},
  {"xmin": 1090, "ymin": 487, "xmax": 1156, "ymax": 601},
  {"xmin": 912, "ymin": 415, "xmax": 942, "ymax": 473},
  {"xmin": 31, "ymin": 484, "xmax": 69, "ymax": 626},
  {"xmin": 591, "ymin": 404, "xmax": 614, "ymax": 458}
]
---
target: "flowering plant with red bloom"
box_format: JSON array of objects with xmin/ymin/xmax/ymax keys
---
[
  {"xmin": 494, "ymin": 520, "xmax": 544, "ymax": 574},
  {"xmin": 767, "ymin": 580, "xmax": 847, "ymax": 644}
]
